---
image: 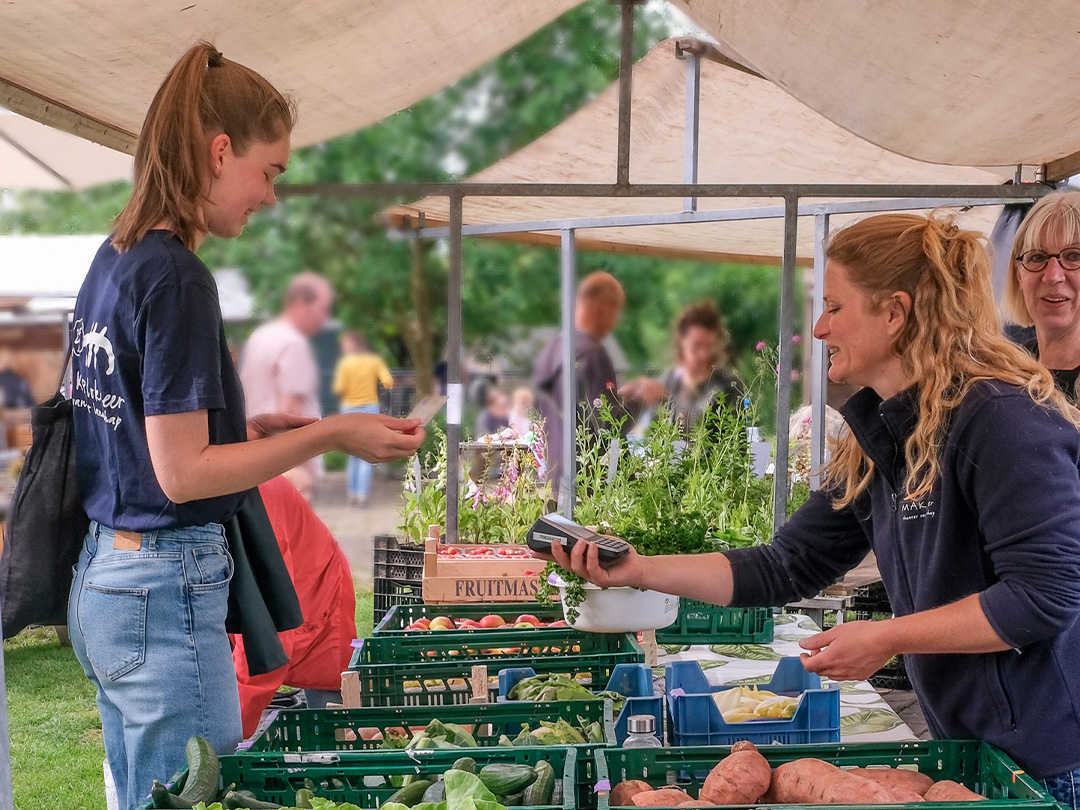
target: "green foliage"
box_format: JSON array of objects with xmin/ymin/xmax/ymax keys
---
[{"xmin": 323, "ymin": 450, "xmax": 347, "ymax": 473}]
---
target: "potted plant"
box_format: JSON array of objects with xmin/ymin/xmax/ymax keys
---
[{"xmin": 537, "ymin": 358, "xmax": 809, "ymax": 630}]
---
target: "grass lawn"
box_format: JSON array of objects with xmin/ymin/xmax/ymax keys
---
[{"xmin": 5, "ymin": 586, "xmax": 374, "ymax": 810}]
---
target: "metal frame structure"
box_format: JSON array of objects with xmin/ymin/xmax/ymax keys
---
[{"xmin": 274, "ymin": 14, "xmax": 1049, "ymax": 540}]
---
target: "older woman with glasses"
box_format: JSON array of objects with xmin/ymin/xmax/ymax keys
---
[{"xmin": 1006, "ymin": 191, "xmax": 1080, "ymax": 400}]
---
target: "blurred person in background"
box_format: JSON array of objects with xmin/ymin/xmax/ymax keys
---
[
  {"xmin": 231, "ymin": 475, "xmax": 355, "ymax": 737},
  {"xmin": 0, "ymin": 349, "xmax": 33, "ymax": 409},
  {"xmin": 534, "ymin": 271, "xmax": 650, "ymax": 491},
  {"xmin": 508, "ymin": 386, "xmax": 535, "ymax": 436},
  {"xmin": 240, "ymin": 272, "xmax": 333, "ymax": 500},
  {"xmin": 475, "ymin": 387, "xmax": 511, "ymax": 438},
  {"xmin": 333, "ymin": 330, "xmax": 394, "ymax": 506},
  {"xmin": 621, "ymin": 300, "xmax": 743, "ymax": 433}
]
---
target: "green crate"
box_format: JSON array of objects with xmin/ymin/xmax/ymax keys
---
[
  {"xmin": 374, "ymin": 603, "xmax": 565, "ymax": 635},
  {"xmin": 142, "ymin": 747, "xmax": 578, "ymax": 810},
  {"xmin": 246, "ymin": 702, "xmax": 614, "ymax": 808},
  {"xmin": 596, "ymin": 741, "xmax": 1058, "ymax": 809},
  {"xmin": 655, "ymin": 602, "xmax": 773, "ymax": 644},
  {"xmin": 348, "ymin": 630, "xmax": 644, "ymax": 707}
]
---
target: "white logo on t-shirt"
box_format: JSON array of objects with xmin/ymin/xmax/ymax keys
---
[{"xmin": 73, "ymin": 319, "xmax": 116, "ymax": 376}]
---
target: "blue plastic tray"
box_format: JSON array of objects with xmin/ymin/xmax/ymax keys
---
[
  {"xmin": 666, "ymin": 657, "xmax": 840, "ymax": 746},
  {"xmin": 499, "ymin": 663, "xmax": 663, "ymax": 745}
]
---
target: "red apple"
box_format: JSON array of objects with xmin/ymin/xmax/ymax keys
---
[
  {"xmin": 414, "ymin": 618, "xmax": 431, "ymax": 629},
  {"xmin": 514, "ymin": 614, "xmax": 540, "ymax": 626},
  {"xmin": 514, "ymin": 621, "xmax": 536, "ymax": 628},
  {"xmin": 459, "ymin": 619, "xmax": 480, "ymax": 629},
  {"xmin": 477, "ymin": 614, "xmax": 506, "ymax": 629},
  {"xmin": 548, "ymin": 620, "xmax": 568, "ymax": 628}
]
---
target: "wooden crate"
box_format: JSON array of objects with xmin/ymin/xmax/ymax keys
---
[{"xmin": 421, "ymin": 538, "xmax": 549, "ymax": 604}]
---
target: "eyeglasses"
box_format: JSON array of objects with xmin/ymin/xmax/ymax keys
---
[{"xmin": 1018, "ymin": 247, "xmax": 1080, "ymax": 272}]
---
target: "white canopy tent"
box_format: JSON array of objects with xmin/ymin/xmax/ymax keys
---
[
  {"xmin": 386, "ymin": 39, "xmax": 1012, "ymax": 263},
  {"xmin": 0, "ymin": 109, "xmax": 132, "ymax": 191},
  {"xmin": 670, "ymin": 0, "xmax": 1080, "ymax": 179},
  {"xmin": 0, "ymin": 0, "xmax": 579, "ymax": 154}
]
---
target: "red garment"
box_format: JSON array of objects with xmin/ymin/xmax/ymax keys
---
[{"xmin": 231, "ymin": 476, "xmax": 356, "ymax": 737}]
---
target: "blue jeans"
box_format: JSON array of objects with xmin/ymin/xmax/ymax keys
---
[
  {"xmin": 69, "ymin": 521, "xmax": 242, "ymax": 810},
  {"xmin": 344, "ymin": 404, "xmax": 380, "ymax": 499},
  {"xmin": 1043, "ymin": 768, "xmax": 1080, "ymax": 810}
]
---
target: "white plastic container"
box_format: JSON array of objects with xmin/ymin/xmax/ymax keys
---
[{"xmin": 554, "ymin": 576, "xmax": 679, "ymax": 633}]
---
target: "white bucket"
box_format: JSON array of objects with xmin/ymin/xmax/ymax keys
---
[{"xmin": 556, "ymin": 578, "xmax": 679, "ymax": 633}]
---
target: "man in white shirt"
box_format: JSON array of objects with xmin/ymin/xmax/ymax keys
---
[{"xmin": 240, "ymin": 272, "xmax": 334, "ymax": 499}]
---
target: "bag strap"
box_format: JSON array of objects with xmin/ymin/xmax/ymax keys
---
[{"xmin": 56, "ymin": 321, "xmax": 75, "ymax": 395}]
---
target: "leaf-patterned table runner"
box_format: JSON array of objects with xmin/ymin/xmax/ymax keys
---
[{"xmin": 654, "ymin": 613, "xmax": 919, "ymax": 742}]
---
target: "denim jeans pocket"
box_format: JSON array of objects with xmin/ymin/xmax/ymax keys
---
[
  {"xmin": 190, "ymin": 546, "xmax": 234, "ymax": 593},
  {"xmin": 81, "ymin": 584, "xmax": 148, "ymax": 680}
]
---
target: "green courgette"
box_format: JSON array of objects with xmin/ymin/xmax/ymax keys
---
[
  {"xmin": 294, "ymin": 788, "xmax": 315, "ymax": 809},
  {"xmin": 452, "ymin": 757, "xmax": 477, "ymax": 774},
  {"xmin": 223, "ymin": 789, "xmax": 284, "ymax": 809},
  {"xmin": 178, "ymin": 737, "xmax": 220, "ymax": 805},
  {"xmin": 522, "ymin": 761, "xmax": 555, "ymax": 807},
  {"xmin": 502, "ymin": 791, "xmax": 526, "ymax": 807},
  {"xmin": 478, "ymin": 764, "xmax": 537, "ymax": 796},
  {"xmin": 150, "ymin": 781, "xmax": 197, "ymax": 809},
  {"xmin": 387, "ymin": 779, "xmax": 433, "ymax": 807}
]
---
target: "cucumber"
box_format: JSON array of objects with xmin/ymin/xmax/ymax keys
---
[
  {"xmin": 423, "ymin": 780, "xmax": 447, "ymax": 803},
  {"xmin": 150, "ymin": 781, "xmax": 197, "ymax": 809},
  {"xmin": 503, "ymin": 791, "xmax": 526, "ymax": 807},
  {"xmin": 478, "ymin": 764, "xmax": 537, "ymax": 797},
  {"xmin": 388, "ymin": 779, "xmax": 433, "ymax": 807},
  {"xmin": 178, "ymin": 737, "xmax": 220, "ymax": 805},
  {"xmin": 451, "ymin": 757, "xmax": 477, "ymax": 774},
  {"xmin": 523, "ymin": 762, "xmax": 555, "ymax": 807},
  {"xmin": 223, "ymin": 790, "xmax": 284, "ymax": 809},
  {"xmin": 294, "ymin": 788, "xmax": 315, "ymax": 809}
]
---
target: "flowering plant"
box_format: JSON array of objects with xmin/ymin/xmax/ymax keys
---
[{"xmin": 398, "ymin": 419, "xmax": 552, "ymax": 545}]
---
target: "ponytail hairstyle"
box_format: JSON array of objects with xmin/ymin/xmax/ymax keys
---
[
  {"xmin": 113, "ymin": 41, "xmax": 297, "ymax": 252},
  {"xmin": 823, "ymin": 212, "xmax": 1080, "ymax": 509}
]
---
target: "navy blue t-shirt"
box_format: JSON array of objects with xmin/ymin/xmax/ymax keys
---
[{"xmin": 72, "ymin": 231, "xmax": 247, "ymax": 531}]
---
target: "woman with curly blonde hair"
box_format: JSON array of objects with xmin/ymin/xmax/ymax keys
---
[{"xmin": 543, "ymin": 212, "xmax": 1080, "ymax": 802}]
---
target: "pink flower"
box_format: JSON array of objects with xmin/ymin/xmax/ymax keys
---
[
  {"xmin": 792, "ymin": 334, "xmax": 803, "ymax": 345},
  {"xmin": 790, "ymin": 370, "xmax": 801, "ymax": 381},
  {"xmin": 755, "ymin": 341, "xmax": 768, "ymax": 351},
  {"xmin": 605, "ymin": 381, "xmax": 616, "ymax": 390}
]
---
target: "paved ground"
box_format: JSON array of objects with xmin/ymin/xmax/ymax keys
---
[{"xmin": 311, "ymin": 468, "xmax": 403, "ymax": 587}]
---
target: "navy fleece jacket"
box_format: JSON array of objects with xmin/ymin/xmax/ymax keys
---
[{"xmin": 727, "ymin": 381, "xmax": 1080, "ymax": 778}]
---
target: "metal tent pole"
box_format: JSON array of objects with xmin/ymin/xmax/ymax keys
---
[
  {"xmin": 773, "ymin": 197, "xmax": 799, "ymax": 529},
  {"xmin": 679, "ymin": 47, "xmax": 701, "ymax": 212},
  {"xmin": 445, "ymin": 194, "xmax": 463, "ymax": 542},
  {"xmin": 615, "ymin": 0, "xmax": 638, "ymax": 185},
  {"xmin": 810, "ymin": 214, "xmax": 831, "ymax": 489},
  {"xmin": 558, "ymin": 229, "xmax": 578, "ymax": 516}
]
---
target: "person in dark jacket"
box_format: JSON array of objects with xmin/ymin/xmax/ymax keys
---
[
  {"xmin": 542, "ymin": 213, "xmax": 1080, "ymax": 806},
  {"xmin": 1004, "ymin": 190, "xmax": 1080, "ymax": 402}
]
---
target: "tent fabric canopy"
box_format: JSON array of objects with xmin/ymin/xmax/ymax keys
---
[
  {"xmin": 0, "ymin": 0, "xmax": 579, "ymax": 154},
  {"xmin": 386, "ymin": 40, "xmax": 1008, "ymax": 265},
  {"xmin": 671, "ymin": 0, "xmax": 1080, "ymax": 176},
  {"xmin": 0, "ymin": 109, "xmax": 132, "ymax": 191}
]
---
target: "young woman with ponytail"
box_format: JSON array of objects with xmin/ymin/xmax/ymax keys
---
[
  {"xmin": 543, "ymin": 212, "xmax": 1080, "ymax": 803},
  {"xmin": 69, "ymin": 43, "xmax": 424, "ymax": 809}
]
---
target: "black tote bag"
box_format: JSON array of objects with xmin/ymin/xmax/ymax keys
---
[{"xmin": 0, "ymin": 366, "xmax": 89, "ymax": 638}]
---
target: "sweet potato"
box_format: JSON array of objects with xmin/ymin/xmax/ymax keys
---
[
  {"xmin": 699, "ymin": 740, "xmax": 772, "ymax": 805},
  {"xmin": 771, "ymin": 759, "xmax": 898, "ymax": 804},
  {"xmin": 610, "ymin": 780, "xmax": 654, "ymax": 806},
  {"xmin": 924, "ymin": 780, "xmax": 987, "ymax": 802},
  {"xmin": 850, "ymin": 768, "xmax": 934, "ymax": 797},
  {"xmin": 888, "ymin": 789, "xmax": 926, "ymax": 803},
  {"xmin": 632, "ymin": 788, "xmax": 695, "ymax": 806}
]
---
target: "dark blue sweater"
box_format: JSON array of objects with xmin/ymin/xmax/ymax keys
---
[{"xmin": 728, "ymin": 381, "xmax": 1080, "ymax": 778}]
